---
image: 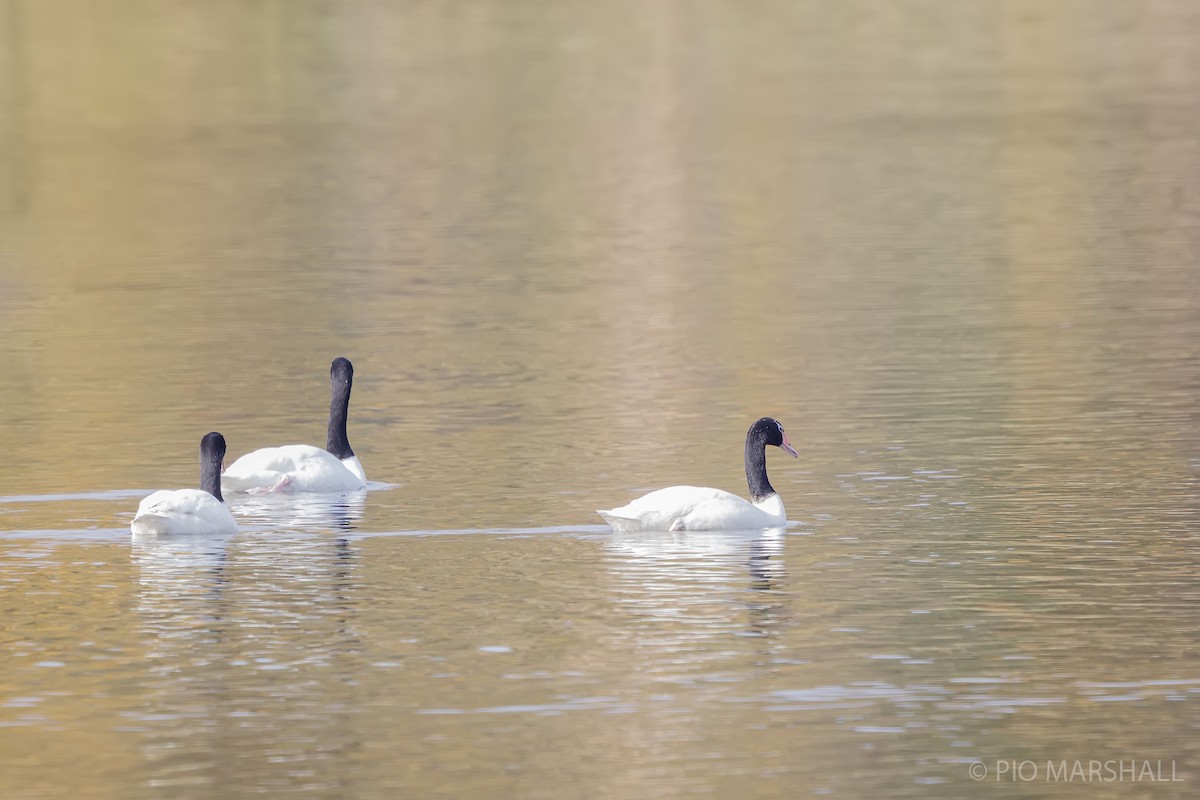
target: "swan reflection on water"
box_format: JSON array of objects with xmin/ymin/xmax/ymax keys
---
[
  {"xmin": 130, "ymin": 528, "xmax": 237, "ymax": 605},
  {"xmin": 604, "ymin": 527, "xmax": 790, "ymax": 636},
  {"xmin": 129, "ymin": 488, "xmax": 369, "ymax": 661},
  {"xmin": 606, "ymin": 527, "xmax": 787, "ymax": 577},
  {"xmin": 226, "ymin": 488, "xmax": 368, "ymax": 531},
  {"xmin": 129, "ymin": 507, "xmax": 365, "ymax": 790}
]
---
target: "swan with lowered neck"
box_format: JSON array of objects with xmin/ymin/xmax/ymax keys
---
[
  {"xmin": 131, "ymin": 432, "xmax": 239, "ymax": 535},
  {"xmin": 597, "ymin": 417, "xmax": 798, "ymax": 532},
  {"xmin": 221, "ymin": 357, "xmax": 367, "ymax": 493}
]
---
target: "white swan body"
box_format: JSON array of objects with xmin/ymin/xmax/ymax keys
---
[
  {"xmin": 132, "ymin": 489, "xmax": 238, "ymax": 535},
  {"xmin": 221, "ymin": 357, "xmax": 367, "ymax": 494},
  {"xmin": 221, "ymin": 445, "xmax": 365, "ymax": 493},
  {"xmin": 599, "ymin": 486, "xmax": 785, "ymax": 532},
  {"xmin": 598, "ymin": 417, "xmax": 798, "ymax": 533},
  {"xmin": 131, "ymin": 431, "xmax": 238, "ymax": 536}
]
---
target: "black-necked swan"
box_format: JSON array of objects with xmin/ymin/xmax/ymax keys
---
[
  {"xmin": 221, "ymin": 357, "xmax": 367, "ymax": 493},
  {"xmin": 131, "ymin": 432, "xmax": 239, "ymax": 535},
  {"xmin": 597, "ymin": 417, "xmax": 798, "ymax": 531}
]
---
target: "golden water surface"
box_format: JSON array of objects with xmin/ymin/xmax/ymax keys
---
[{"xmin": 1, "ymin": 2, "xmax": 1197, "ymax": 798}]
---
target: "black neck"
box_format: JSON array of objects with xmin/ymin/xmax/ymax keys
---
[
  {"xmin": 201, "ymin": 450, "xmax": 224, "ymax": 502},
  {"xmin": 326, "ymin": 378, "xmax": 355, "ymax": 460},
  {"xmin": 745, "ymin": 432, "xmax": 775, "ymax": 501}
]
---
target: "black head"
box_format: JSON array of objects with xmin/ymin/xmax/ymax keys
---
[
  {"xmin": 331, "ymin": 357, "xmax": 354, "ymax": 387},
  {"xmin": 199, "ymin": 431, "xmax": 227, "ymax": 500},
  {"xmin": 200, "ymin": 431, "xmax": 227, "ymax": 462},
  {"xmin": 748, "ymin": 417, "xmax": 798, "ymax": 457}
]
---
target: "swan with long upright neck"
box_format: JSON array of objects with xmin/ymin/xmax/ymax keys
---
[
  {"xmin": 132, "ymin": 432, "xmax": 239, "ymax": 535},
  {"xmin": 597, "ymin": 417, "xmax": 798, "ymax": 532},
  {"xmin": 221, "ymin": 357, "xmax": 367, "ymax": 493}
]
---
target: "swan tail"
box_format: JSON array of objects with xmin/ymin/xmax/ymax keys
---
[
  {"xmin": 130, "ymin": 514, "xmax": 173, "ymax": 535},
  {"xmin": 597, "ymin": 510, "xmax": 644, "ymax": 533}
]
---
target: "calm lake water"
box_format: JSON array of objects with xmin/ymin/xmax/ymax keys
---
[{"xmin": 2, "ymin": 1, "xmax": 1198, "ymax": 798}]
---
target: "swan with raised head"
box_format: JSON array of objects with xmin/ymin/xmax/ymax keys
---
[
  {"xmin": 597, "ymin": 417, "xmax": 798, "ymax": 532},
  {"xmin": 221, "ymin": 357, "xmax": 367, "ymax": 493},
  {"xmin": 131, "ymin": 432, "xmax": 239, "ymax": 535}
]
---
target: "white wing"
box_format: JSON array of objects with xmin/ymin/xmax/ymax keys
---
[
  {"xmin": 221, "ymin": 445, "xmax": 366, "ymax": 493},
  {"xmin": 598, "ymin": 485, "xmax": 784, "ymax": 532},
  {"xmin": 131, "ymin": 489, "xmax": 238, "ymax": 535}
]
